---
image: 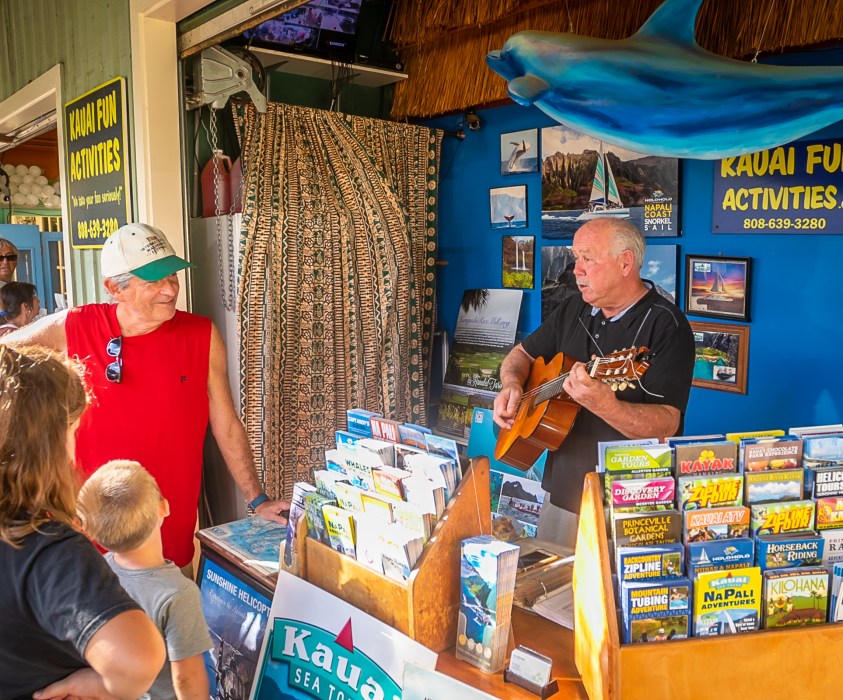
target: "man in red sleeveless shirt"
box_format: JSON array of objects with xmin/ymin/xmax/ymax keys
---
[{"xmin": 3, "ymin": 223, "xmax": 289, "ymax": 567}]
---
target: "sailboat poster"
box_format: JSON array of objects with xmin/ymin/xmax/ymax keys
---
[
  {"xmin": 685, "ymin": 254, "xmax": 752, "ymax": 321},
  {"xmin": 541, "ymin": 125, "xmax": 679, "ymax": 238}
]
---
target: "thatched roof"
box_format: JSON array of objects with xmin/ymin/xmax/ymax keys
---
[{"xmin": 388, "ymin": 0, "xmax": 843, "ymax": 120}]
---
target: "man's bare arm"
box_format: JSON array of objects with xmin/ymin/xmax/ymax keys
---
[
  {"xmin": 492, "ymin": 344, "xmax": 535, "ymax": 429},
  {"xmin": 563, "ymin": 362, "xmax": 681, "ymax": 439},
  {"xmin": 0, "ymin": 308, "xmax": 68, "ymax": 352},
  {"xmin": 206, "ymin": 323, "xmax": 289, "ymax": 522}
]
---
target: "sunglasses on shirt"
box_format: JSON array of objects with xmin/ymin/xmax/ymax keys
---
[
  {"xmin": 0, "ymin": 254, "xmax": 18, "ymax": 262},
  {"xmin": 106, "ymin": 336, "xmax": 123, "ymax": 383}
]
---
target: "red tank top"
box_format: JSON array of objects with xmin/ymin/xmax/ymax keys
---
[{"xmin": 66, "ymin": 304, "xmax": 211, "ymax": 566}]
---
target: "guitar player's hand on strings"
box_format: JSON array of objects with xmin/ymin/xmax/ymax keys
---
[
  {"xmin": 493, "ymin": 382, "xmax": 523, "ymax": 429},
  {"xmin": 562, "ymin": 360, "xmax": 614, "ymax": 415}
]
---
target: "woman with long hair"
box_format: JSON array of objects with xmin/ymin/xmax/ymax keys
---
[
  {"xmin": 0, "ymin": 345, "xmax": 165, "ymax": 700},
  {"xmin": 0, "ymin": 281, "xmax": 40, "ymax": 337}
]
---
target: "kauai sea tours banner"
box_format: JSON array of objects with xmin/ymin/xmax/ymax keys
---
[
  {"xmin": 436, "ymin": 289, "xmax": 523, "ymax": 439},
  {"xmin": 250, "ymin": 571, "xmax": 437, "ymax": 700},
  {"xmin": 541, "ymin": 125, "xmax": 679, "ymax": 238}
]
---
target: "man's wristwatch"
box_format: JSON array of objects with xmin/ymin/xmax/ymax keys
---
[{"xmin": 248, "ymin": 492, "xmax": 270, "ymax": 510}]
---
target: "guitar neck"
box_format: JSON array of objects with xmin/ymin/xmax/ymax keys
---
[{"xmin": 525, "ymin": 358, "xmax": 597, "ymax": 406}]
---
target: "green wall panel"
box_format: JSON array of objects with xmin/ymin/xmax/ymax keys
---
[{"xmin": 0, "ymin": 0, "xmax": 133, "ymax": 305}]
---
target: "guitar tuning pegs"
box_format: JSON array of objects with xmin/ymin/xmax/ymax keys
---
[
  {"xmin": 618, "ymin": 381, "xmax": 628, "ymax": 391},
  {"xmin": 610, "ymin": 382, "xmax": 619, "ymax": 392}
]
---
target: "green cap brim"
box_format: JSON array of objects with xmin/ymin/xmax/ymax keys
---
[{"xmin": 131, "ymin": 255, "xmax": 196, "ymax": 282}]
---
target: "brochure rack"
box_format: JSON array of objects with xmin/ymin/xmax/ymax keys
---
[
  {"xmin": 572, "ymin": 472, "xmax": 843, "ymax": 699},
  {"xmin": 298, "ymin": 457, "xmax": 491, "ymax": 652}
]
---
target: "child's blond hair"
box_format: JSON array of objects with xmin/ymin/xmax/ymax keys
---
[{"xmin": 77, "ymin": 459, "xmax": 162, "ymax": 553}]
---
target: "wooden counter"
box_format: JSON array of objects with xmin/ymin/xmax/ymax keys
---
[
  {"xmin": 198, "ymin": 514, "xmax": 588, "ymax": 698},
  {"xmin": 437, "ymin": 607, "xmax": 588, "ymax": 699}
]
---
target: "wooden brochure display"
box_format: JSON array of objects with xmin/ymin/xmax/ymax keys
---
[
  {"xmin": 298, "ymin": 458, "xmax": 491, "ymax": 652},
  {"xmin": 572, "ymin": 472, "xmax": 843, "ymax": 700}
]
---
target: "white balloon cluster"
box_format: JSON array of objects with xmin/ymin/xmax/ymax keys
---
[{"xmin": 0, "ymin": 163, "xmax": 62, "ymax": 209}]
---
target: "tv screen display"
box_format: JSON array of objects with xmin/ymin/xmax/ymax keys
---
[{"xmin": 243, "ymin": 0, "xmax": 363, "ymax": 62}]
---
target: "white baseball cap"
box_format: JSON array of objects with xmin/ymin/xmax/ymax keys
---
[{"xmin": 100, "ymin": 223, "xmax": 195, "ymax": 282}]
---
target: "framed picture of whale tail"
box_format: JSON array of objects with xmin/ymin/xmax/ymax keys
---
[
  {"xmin": 690, "ymin": 321, "xmax": 749, "ymax": 394},
  {"xmin": 490, "ymin": 185, "xmax": 528, "ymax": 229},
  {"xmin": 501, "ymin": 129, "xmax": 539, "ymax": 175},
  {"xmin": 685, "ymin": 254, "xmax": 752, "ymax": 321}
]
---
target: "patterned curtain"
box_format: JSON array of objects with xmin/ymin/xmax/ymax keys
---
[{"xmin": 235, "ymin": 103, "xmax": 442, "ymax": 500}]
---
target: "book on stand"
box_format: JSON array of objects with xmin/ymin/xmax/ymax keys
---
[{"xmin": 456, "ymin": 535, "xmax": 520, "ymax": 673}]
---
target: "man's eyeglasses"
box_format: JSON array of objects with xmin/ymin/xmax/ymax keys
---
[
  {"xmin": 0, "ymin": 254, "xmax": 18, "ymax": 262},
  {"xmin": 105, "ymin": 336, "xmax": 123, "ymax": 383}
]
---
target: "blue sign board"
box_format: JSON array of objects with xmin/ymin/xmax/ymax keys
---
[{"xmin": 713, "ymin": 138, "xmax": 843, "ymax": 234}]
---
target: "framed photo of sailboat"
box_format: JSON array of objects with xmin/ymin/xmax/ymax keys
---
[
  {"xmin": 490, "ymin": 185, "xmax": 528, "ymax": 229},
  {"xmin": 540, "ymin": 125, "xmax": 680, "ymax": 239},
  {"xmin": 502, "ymin": 235, "xmax": 535, "ymax": 289},
  {"xmin": 500, "ymin": 129, "xmax": 539, "ymax": 175},
  {"xmin": 690, "ymin": 321, "xmax": 749, "ymax": 394},
  {"xmin": 684, "ymin": 254, "xmax": 752, "ymax": 321}
]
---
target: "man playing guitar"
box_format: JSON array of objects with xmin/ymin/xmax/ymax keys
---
[{"xmin": 493, "ymin": 218, "xmax": 694, "ymax": 548}]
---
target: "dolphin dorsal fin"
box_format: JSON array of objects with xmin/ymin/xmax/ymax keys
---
[{"xmin": 634, "ymin": 0, "xmax": 705, "ymax": 46}]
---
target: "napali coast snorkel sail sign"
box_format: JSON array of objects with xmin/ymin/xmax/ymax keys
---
[{"xmin": 250, "ymin": 572, "xmax": 437, "ymax": 700}]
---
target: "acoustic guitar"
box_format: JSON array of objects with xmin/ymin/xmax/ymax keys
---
[{"xmin": 494, "ymin": 347, "xmax": 651, "ymax": 471}]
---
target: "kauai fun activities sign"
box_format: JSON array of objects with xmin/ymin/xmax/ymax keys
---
[
  {"xmin": 250, "ymin": 571, "xmax": 437, "ymax": 700},
  {"xmin": 713, "ymin": 138, "xmax": 843, "ymax": 235},
  {"xmin": 64, "ymin": 77, "xmax": 131, "ymax": 248}
]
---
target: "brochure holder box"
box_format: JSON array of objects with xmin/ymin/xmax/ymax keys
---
[
  {"xmin": 299, "ymin": 457, "xmax": 491, "ymax": 652},
  {"xmin": 573, "ymin": 471, "xmax": 843, "ymax": 699}
]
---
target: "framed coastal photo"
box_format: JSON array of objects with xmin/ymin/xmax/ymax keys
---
[
  {"xmin": 540, "ymin": 124, "xmax": 680, "ymax": 239},
  {"xmin": 691, "ymin": 321, "xmax": 749, "ymax": 394},
  {"xmin": 500, "ymin": 128, "xmax": 539, "ymax": 175},
  {"xmin": 502, "ymin": 235, "xmax": 535, "ymax": 289},
  {"xmin": 684, "ymin": 254, "xmax": 751, "ymax": 321},
  {"xmin": 490, "ymin": 185, "xmax": 527, "ymax": 229}
]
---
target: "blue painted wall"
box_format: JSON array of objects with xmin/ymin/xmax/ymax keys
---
[{"xmin": 427, "ymin": 50, "xmax": 843, "ymax": 435}]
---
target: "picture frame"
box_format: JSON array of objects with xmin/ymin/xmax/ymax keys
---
[
  {"xmin": 684, "ymin": 254, "xmax": 751, "ymax": 321},
  {"xmin": 500, "ymin": 128, "xmax": 539, "ymax": 175},
  {"xmin": 690, "ymin": 321, "xmax": 749, "ymax": 394},
  {"xmin": 490, "ymin": 184, "xmax": 528, "ymax": 229},
  {"xmin": 502, "ymin": 235, "xmax": 535, "ymax": 289}
]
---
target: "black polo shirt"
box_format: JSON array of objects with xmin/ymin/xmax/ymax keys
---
[{"xmin": 521, "ymin": 283, "xmax": 694, "ymax": 513}]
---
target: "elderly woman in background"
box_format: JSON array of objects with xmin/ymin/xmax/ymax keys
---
[
  {"xmin": 0, "ymin": 237, "xmax": 18, "ymax": 287},
  {"xmin": 0, "ymin": 282, "xmax": 40, "ymax": 337},
  {"xmin": 0, "ymin": 345, "xmax": 165, "ymax": 700}
]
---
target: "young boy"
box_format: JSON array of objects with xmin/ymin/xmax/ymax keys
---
[{"xmin": 77, "ymin": 460, "xmax": 213, "ymax": 700}]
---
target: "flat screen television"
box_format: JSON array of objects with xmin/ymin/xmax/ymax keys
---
[{"xmin": 241, "ymin": 0, "xmax": 364, "ymax": 63}]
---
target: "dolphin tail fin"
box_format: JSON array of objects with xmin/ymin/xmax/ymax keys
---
[
  {"xmin": 634, "ymin": 0, "xmax": 704, "ymax": 46},
  {"xmin": 508, "ymin": 75, "xmax": 551, "ymax": 106}
]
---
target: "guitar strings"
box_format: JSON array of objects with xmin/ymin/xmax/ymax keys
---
[{"xmin": 516, "ymin": 349, "xmax": 662, "ymax": 406}]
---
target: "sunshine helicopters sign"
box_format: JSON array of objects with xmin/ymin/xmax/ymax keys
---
[{"xmin": 250, "ymin": 572, "xmax": 437, "ymax": 700}]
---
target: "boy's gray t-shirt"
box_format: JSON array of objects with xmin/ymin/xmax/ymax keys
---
[{"xmin": 106, "ymin": 554, "xmax": 213, "ymax": 700}]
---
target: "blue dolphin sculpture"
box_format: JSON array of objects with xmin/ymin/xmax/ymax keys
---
[{"xmin": 487, "ymin": 0, "xmax": 843, "ymax": 159}]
